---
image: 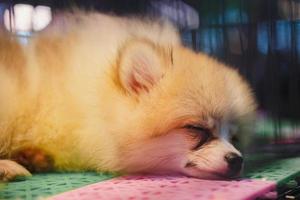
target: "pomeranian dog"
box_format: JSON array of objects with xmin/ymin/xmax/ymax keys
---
[{"xmin": 0, "ymin": 12, "xmax": 256, "ymax": 181}]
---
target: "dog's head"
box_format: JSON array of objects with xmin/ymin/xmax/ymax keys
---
[{"xmin": 112, "ymin": 39, "xmax": 256, "ymax": 179}]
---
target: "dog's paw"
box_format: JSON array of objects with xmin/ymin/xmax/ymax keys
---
[
  {"xmin": 12, "ymin": 147, "xmax": 54, "ymax": 173},
  {"xmin": 0, "ymin": 160, "xmax": 31, "ymax": 181}
]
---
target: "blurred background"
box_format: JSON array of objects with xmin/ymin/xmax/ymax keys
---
[{"xmin": 0, "ymin": 0, "xmax": 299, "ymax": 158}]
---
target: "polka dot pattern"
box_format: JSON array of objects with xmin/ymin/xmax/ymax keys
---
[{"xmin": 49, "ymin": 176, "xmax": 276, "ymax": 200}]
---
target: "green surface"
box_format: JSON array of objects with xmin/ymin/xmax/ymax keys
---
[
  {"xmin": 0, "ymin": 172, "xmax": 116, "ymax": 200},
  {"xmin": 244, "ymin": 157, "xmax": 300, "ymax": 186},
  {"xmin": 1, "ymin": 157, "xmax": 300, "ymax": 200}
]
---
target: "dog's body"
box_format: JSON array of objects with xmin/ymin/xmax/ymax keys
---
[{"xmin": 0, "ymin": 12, "xmax": 256, "ymax": 181}]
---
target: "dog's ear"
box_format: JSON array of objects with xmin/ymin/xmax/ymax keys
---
[{"xmin": 118, "ymin": 40, "xmax": 165, "ymax": 95}]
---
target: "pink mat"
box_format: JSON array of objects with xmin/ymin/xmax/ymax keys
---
[{"xmin": 49, "ymin": 176, "xmax": 276, "ymax": 200}]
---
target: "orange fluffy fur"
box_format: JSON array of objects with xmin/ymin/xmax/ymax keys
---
[{"xmin": 0, "ymin": 12, "xmax": 256, "ymax": 180}]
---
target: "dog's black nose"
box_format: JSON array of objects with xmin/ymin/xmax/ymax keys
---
[{"xmin": 225, "ymin": 152, "xmax": 243, "ymax": 177}]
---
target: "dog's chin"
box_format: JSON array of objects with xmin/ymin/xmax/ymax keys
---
[
  {"xmin": 181, "ymin": 168, "xmax": 237, "ymax": 180},
  {"xmin": 129, "ymin": 170, "xmax": 226, "ymax": 180},
  {"xmin": 185, "ymin": 171, "xmax": 227, "ymax": 180},
  {"xmin": 135, "ymin": 167, "xmax": 235, "ymax": 180}
]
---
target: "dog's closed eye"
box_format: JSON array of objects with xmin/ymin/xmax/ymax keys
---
[{"xmin": 184, "ymin": 124, "xmax": 212, "ymax": 149}]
